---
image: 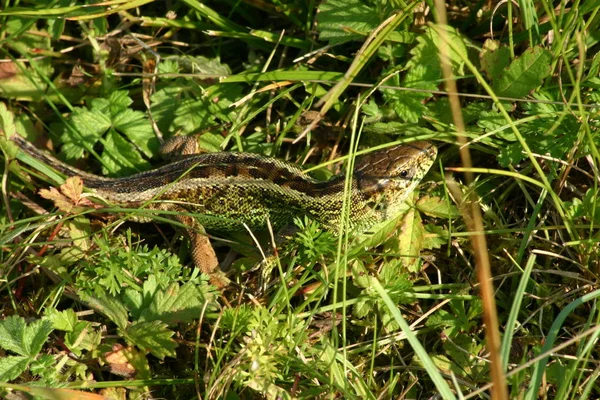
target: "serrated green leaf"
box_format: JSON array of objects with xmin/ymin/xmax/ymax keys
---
[
  {"xmin": 480, "ymin": 39, "xmax": 511, "ymax": 81},
  {"xmin": 177, "ymin": 55, "xmax": 232, "ymax": 75},
  {"xmin": 112, "ymin": 108, "xmax": 159, "ymax": 157},
  {"xmin": 150, "ymin": 86, "xmax": 185, "ymax": 134},
  {"xmin": 0, "ymin": 316, "xmax": 53, "ymax": 357},
  {"xmin": 0, "ymin": 355, "xmax": 31, "ymax": 382},
  {"xmin": 498, "ymin": 142, "xmax": 526, "ymax": 166},
  {"xmin": 316, "ymin": 0, "xmax": 380, "ymax": 46},
  {"xmin": 128, "ymin": 281, "xmax": 217, "ymax": 325},
  {"xmin": 361, "ymin": 100, "xmax": 382, "ymax": 123},
  {"xmin": 149, "ymin": 282, "xmax": 215, "ymax": 324},
  {"xmin": 29, "ymin": 354, "xmax": 55, "ymax": 377},
  {"xmin": 477, "ymin": 110, "xmax": 515, "ymax": 141},
  {"xmin": 391, "ymin": 93, "xmax": 428, "ymax": 123},
  {"xmin": 107, "ymin": 90, "xmax": 133, "ymax": 114},
  {"xmin": 173, "ymin": 99, "xmax": 215, "ymax": 134},
  {"xmin": 24, "ymin": 319, "xmax": 53, "ymax": 355},
  {"xmin": 101, "ymin": 129, "xmax": 151, "ymax": 175},
  {"xmin": 199, "ymin": 132, "xmax": 225, "ymax": 152},
  {"xmin": 0, "ymin": 316, "xmax": 27, "ymax": 355},
  {"xmin": 70, "ymin": 108, "xmax": 111, "ymax": 140},
  {"xmin": 416, "ymin": 196, "xmax": 460, "ymax": 218},
  {"xmin": 205, "ymin": 84, "xmax": 243, "ymax": 124},
  {"xmin": 0, "ymin": 102, "xmax": 17, "ymax": 139},
  {"xmin": 45, "ymin": 309, "xmax": 78, "ymax": 332},
  {"xmin": 122, "ymin": 320, "xmax": 177, "ymax": 359},
  {"xmin": 65, "ymin": 321, "xmax": 100, "ymax": 355},
  {"xmin": 494, "ymin": 46, "xmax": 552, "ymax": 98},
  {"xmin": 407, "ymin": 25, "xmax": 467, "ymax": 77},
  {"xmin": 350, "ymin": 205, "xmax": 409, "ymax": 258},
  {"xmin": 422, "ymin": 225, "xmax": 450, "ymax": 250},
  {"xmin": 398, "ymin": 207, "xmax": 425, "ymax": 272},
  {"xmin": 80, "ymin": 292, "xmax": 129, "ymax": 330}
]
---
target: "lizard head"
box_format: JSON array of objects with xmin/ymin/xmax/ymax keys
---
[{"xmin": 355, "ymin": 141, "xmax": 437, "ymax": 220}]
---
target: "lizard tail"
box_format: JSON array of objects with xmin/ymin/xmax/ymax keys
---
[{"xmin": 10, "ymin": 134, "xmax": 112, "ymax": 184}]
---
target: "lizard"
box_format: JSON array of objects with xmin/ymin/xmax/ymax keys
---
[{"xmin": 10, "ymin": 134, "xmax": 437, "ymax": 287}]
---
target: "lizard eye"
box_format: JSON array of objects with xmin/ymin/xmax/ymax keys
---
[{"xmin": 400, "ymin": 170, "xmax": 409, "ymax": 178}]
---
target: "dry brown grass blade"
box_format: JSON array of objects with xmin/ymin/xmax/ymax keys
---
[{"xmin": 433, "ymin": 1, "xmax": 509, "ymax": 399}]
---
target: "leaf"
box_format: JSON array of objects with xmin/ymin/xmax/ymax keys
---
[
  {"xmin": 350, "ymin": 206, "xmax": 409, "ymax": 258},
  {"xmin": 0, "ymin": 316, "xmax": 53, "ymax": 357},
  {"xmin": 173, "ymin": 98, "xmax": 215, "ymax": 134},
  {"xmin": 122, "ymin": 320, "xmax": 177, "ymax": 359},
  {"xmin": 407, "ymin": 25, "xmax": 467, "ymax": 78},
  {"xmin": 39, "ymin": 176, "xmax": 96, "ymax": 213},
  {"xmin": 316, "ymin": 0, "xmax": 380, "ymax": 45},
  {"xmin": 141, "ymin": 282, "xmax": 217, "ymax": 324},
  {"xmin": 104, "ymin": 344, "xmax": 137, "ymax": 378},
  {"xmin": 0, "ymin": 101, "xmax": 17, "ymax": 139},
  {"xmin": 477, "ymin": 110, "xmax": 515, "ymax": 141},
  {"xmin": 422, "ymin": 224, "xmax": 450, "ymax": 250},
  {"xmin": 125, "ymin": 279, "xmax": 217, "ymax": 325},
  {"xmin": 391, "ymin": 92, "xmax": 429, "ymax": 123},
  {"xmin": 29, "ymin": 354, "xmax": 55, "ymax": 377},
  {"xmin": 100, "ymin": 129, "xmax": 151, "ymax": 176},
  {"xmin": 80, "ymin": 292, "xmax": 129, "ymax": 330},
  {"xmin": 494, "ymin": 46, "xmax": 552, "ymax": 98},
  {"xmin": 0, "ymin": 355, "xmax": 31, "ymax": 382},
  {"xmin": 416, "ymin": 196, "xmax": 460, "ymax": 219},
  {"xmin": 107, "ymin": 90, "xmax": 133, "ymax": 115},
  {"xmin": 150, "ymin": 86, "xmax": 184, "ymax": 134},
  {"xmin": 45, "ymin": 308, "xmax": 78, "ymax": 331},
  {"xmin": 479, "ymin": 39, "xmax": 511, "ymax": 81},
  {"xmin": 64, "ymin": 321, "xmax": 97, "ymax": 355},
  {"xmin": 498, "ymin": 142, "xmax": 526, "ymax": 166},
  {"xmin": 398, "ymin": 207, "xmax": 425, "ymax": 272},
  {"xmin": 70, "ymin": 107, "xmax": 111, "ymax": 140},
  {"xmin": 178, "ymin": 55, "xmax": 232, "ymax": 75},
  {"xmin": 112, "ymin": 108, "xmax": 159, "ymax": 157}
]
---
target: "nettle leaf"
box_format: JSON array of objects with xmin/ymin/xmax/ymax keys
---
[
  {"xmin": 122, "ymin": 320, "xmax": 177, "ymax": 359},
  {"xmin": 29, "ymin": 354, "xmax": 55, "ymax": 378},
  {"xmin": 0, "ymin": 316, "xmax": 53, "ymax": 357},
  {"xmin": 151, "ymin": 87, "xmax": 183, "ymax": 134},
  {"xmin": 63, "ymin": 108, "xmax": 111, "ymax": 159},
  {"xmin": 316, "ymin": 0, "xmax": 380, "ymax": 45},
  {"xmin": 80, "ymin": 292, "xmax": 129, "ymax": 330},
  {"xmin": 141, "ymin": 282, "xmax": 216, "ymax": 324},
  {"xmin": 391, "ymin": 92, "xmax": 428, "ymax": 123},
  {"xmin": 350, "ymin": 204, "xmax": 410, "ymax": 258},
  {"xmin": 45, "ymin": 309, "xmax": 78, "ymax": 332},
  {"xmin": 477, "ymin": 110, "xmax": 516, "ymax": 141},
  {"xmin": 101, "ymin": 129, "xmax": 151, "ymax": 176},
  {"xmin": 398, "ymin": 207, "xmax": 425, "ymax": 272},
  {"xmin": 416, "ymin": 196, "xmax": 460, "ymax": 219},
  {"xmin": 361, "ymin": 100, "xmax": 382, "ymax": 123},
  {"xmin": 0, "ymin": 355, "xmax": 31, "ymax": 382},
  {"xmin": 173, "ymin": 98, "xmax": 215, "ymax": 134},
  {"xmin": 205, "ymin": 84, "xmax": 243, "ymax": 124},
  {"xmin": 125, "ymin": 279, "xmax": 216, "ymax": 325},
  {"xmin": 177, "ymin": 55, "xmax": 232, "ymax": 75},
  {"xmin": 107, "ymin": 90, "xmax": 133, "ymax": 114},
  {"xmin": 407, "ymin": 25, "xmax": 467, "ymax": 78},
  {"xmin": 494, "ymin": 46, "xmax": 552, "ymax": 98},
  {"xmin": 480, "ymin": 39, "xmax": 511, "ymax": 81},
  {"xmin": 112, "ymin": 108, "xmax": 159, "ymax": 158},
  {"xmin": 498, "ymin": 142, "xmax": 526, "ymax": 166},
  {"xmin": 422, "ymin": 224, "xmax": 450, "ymax": 250}
]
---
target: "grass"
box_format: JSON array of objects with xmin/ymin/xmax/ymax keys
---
[{"xmin": 0, "ymin": 0, "xmax": 599, "ymax": 399}]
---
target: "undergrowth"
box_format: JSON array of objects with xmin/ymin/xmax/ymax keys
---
[{"xmin": 0, "ymin": 1, "xmax": 599, "ymax": 399}]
